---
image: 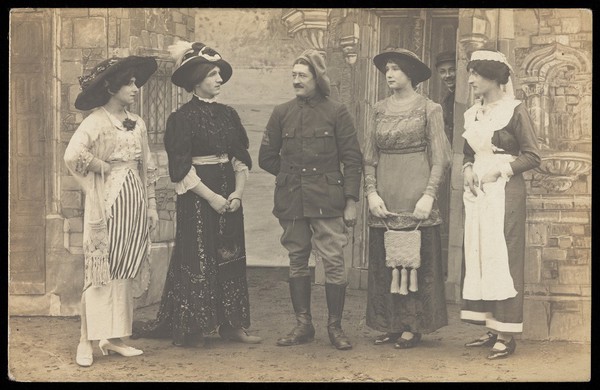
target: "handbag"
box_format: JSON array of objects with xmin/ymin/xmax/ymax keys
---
[{"xmin": 382, "ymin": 219, "xmax": 422, "ymax": 295}]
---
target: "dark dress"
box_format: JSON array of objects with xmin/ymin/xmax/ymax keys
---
[
  {"xmin": 132, "ymin": 96, "xmax": 253, "ymax": 345},
  {"xmin": 460, "ymin": 99, "xmax": 540, "ymax": 334}
]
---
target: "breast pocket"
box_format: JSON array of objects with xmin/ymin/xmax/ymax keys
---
[
  {"xmin": 314, "ymin": 126, "xmax": 335, "ymax": 154},
  {"xmin": 281, "ymin": 127, "xmax": 300, "ymax": 155}
]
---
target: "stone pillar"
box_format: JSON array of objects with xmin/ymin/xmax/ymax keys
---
[{"xmin": 282, "ymin": 8, "xmax": 331, "ymax": 57}]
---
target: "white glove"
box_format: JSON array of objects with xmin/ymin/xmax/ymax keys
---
[
  {"xmin": 367, "ymin": 192, "xmax": 393, "ymax": 219},
  {"xmin": 413, "ymin": 194, "xmax": 434, "ymax": 220}
]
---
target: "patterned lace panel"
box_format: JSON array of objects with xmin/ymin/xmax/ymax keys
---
[
  {"xmin": 368, "ymin": 209, "xmax": 442, "ymax": 229},
  {"xmin": 184, "ymin": 100, "xmax": 232, "ymax": 157},
  {"xmin": 75, "ymin": 148, "xmax": 95, "ymax": 175},
  {"xmin": 364, "ymin": 173, "xmax": 377, "ymax": 195},
  {"xmin": 134, "ymin": 164, "xmax": 250, "ymax": 341},
  {"xmin": 375, "ymin": 106, "xmax": 428, "ymax": 152},
  {"xmin": 363, "ymin": 97, "xmax": 428, "ymax": 167}
]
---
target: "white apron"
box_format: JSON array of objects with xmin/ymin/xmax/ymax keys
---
[{"xmin": 462, "ymin": 97, "xmax": 521, "ymax": 301}]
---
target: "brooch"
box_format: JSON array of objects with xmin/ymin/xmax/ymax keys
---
[{"xmin": 122, "ymin": 118, "xmax": 137, "ymax": 131}]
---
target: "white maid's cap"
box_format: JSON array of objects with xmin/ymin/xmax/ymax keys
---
[
  {"xmin": 470, "ymin": 50, "xmax": 515, "ymax": 98},
  {"xmin": 469, "ymin": 50, "xmax": 513, "ymax": 72}
]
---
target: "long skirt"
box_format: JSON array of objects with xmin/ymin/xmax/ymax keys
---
[
  {"xmin": 85, "ymin": 169, "xmax": 149, "ymax": 340},
  {"xmin": 366, "ymin": 225, "xmax": 448, "ymax": 334},
  {"xmin": 132, "ymin": 162, "xmax": 250, "ymax": 345},
  {"xmin": 460, "ymin": 174, "xmax": 526, "ymax": 334}
]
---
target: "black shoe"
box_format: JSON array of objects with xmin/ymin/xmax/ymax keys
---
[
  {"xmin": 328, "ymin": 327, "xmax": 352, "ymax": 350},
  {"xmin": 374, "ymin": 332, "xmax": 402, "ymax": 345},
  {"xmin": 465, "ymin": 331, "xmax": 497, "ymax": 348},
  {"xmin": 276, "ymin": 321, "xmax": 315, "ymax": 346},
  {"xmin": 218, "ymin": 325, "xmax": 262, "ymax": 344},
  {"xmin": 394, "ymin": 332, "xmax": 422, "ymax": 349},
  {"xmin": 487, "ymin": 337, "xmax": 516, "ymax": 360},
  {"xmin": 276, "ymin": 276, "xmax": 315, "ymax": 346},
  {"xmin": 325, "ymin": 283, "xmax": 352, "ymax": 350}
]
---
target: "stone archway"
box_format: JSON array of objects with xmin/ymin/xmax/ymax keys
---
[{"xmin": 518, "ymin": 43, "xmax": 592, "ymax": 192}]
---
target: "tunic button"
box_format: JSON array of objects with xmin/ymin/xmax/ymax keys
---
[
  {"xmin": 312, "ymin": 168, "xmax": 317, "ymax": 171},
  {"xmin": 302, "ymin": 168, "xmax": 306, "ymax": 172},
  {"xmin": 285, "ymin": 133, "xmax": 288, "ymax": 136},
  {"xmin": 324, "ymin": 132, "xmax": 329, "ymax": 135}
]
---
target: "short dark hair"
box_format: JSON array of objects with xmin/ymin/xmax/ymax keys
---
[
  {"xmin": 293, "ymin": 58, "xmax": 316, "ymax": 79},
  {"xmin": 467, "ymin": 60, "xmax": 510, "ymax": 85},
  {"xmin": 99, "ymin": 67, "xmax": 137, "ymax": 106},
  {"xmin": 386, "ymin": 59, "xmax": 419, "ymax": 88}
]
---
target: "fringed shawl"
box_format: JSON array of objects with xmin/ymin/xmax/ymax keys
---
[{"xmin": 64, "ymin": 108, "xmax": 153, "ymax": 290}]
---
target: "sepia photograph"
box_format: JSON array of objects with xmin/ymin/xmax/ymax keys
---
[{"xmin": 8, "ymin": 7, "xmax": 592, "ymax": 382}]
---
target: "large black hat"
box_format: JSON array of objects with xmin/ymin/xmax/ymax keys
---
[
  {"xmin": 169, "ymin": 41, "xmax": 232, "ymax": 88},
  {"xmin": 74, "ymin": 56, "xmax": 158, "ymax": 111},
  {"xmin": 373, "ymin": 48, "xmax": 432, "ymax": 84}
]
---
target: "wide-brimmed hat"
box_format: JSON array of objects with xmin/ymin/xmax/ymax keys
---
[
  {"xmin": 169, "ymin": 41, "xmax": 232, "ymax": 88},
  {"xmin": 74, "ymin": 56, "xmax": 158, "ymax": 111},
  {"xmin": 373, "ymin": 48, "xmax": 432, "ymax": 84}
]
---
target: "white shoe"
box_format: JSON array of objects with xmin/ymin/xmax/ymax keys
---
[
  {"xmin": 98, "ymin": 339, "xmax": 143, "ymax": 357},
  {"xmin": 76, "ymin": 341, "xmax": 93, "ymax": 367}
]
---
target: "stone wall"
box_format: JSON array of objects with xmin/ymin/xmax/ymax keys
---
[
  {"xmin": 58, "ymin": 8, "xmax": 197, "ymax": 315},
  {"xmin": 513, "ymin": 9, "xmax": 592, "ymax": 342}
]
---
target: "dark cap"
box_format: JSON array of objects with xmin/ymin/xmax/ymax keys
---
[{"xmin": 435, "ymin": 51, "xmax": 456, "ymax": 68}]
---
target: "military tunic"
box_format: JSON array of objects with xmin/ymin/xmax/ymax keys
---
[{"xmin": 259, "ymin": 95, "xmax": 363, "ymax": 220}]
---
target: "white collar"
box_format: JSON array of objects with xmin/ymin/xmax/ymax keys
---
[
  {"xmin": 463, "ymin": 96, "xmax": 521, "ymax": 133},
  {"xmin": 193, "ymin": 94, "xmax": 217, "ymax": 103},
  {"xmin": 101, "ymin": 107, "xmax": 137, "ymax": 131}
]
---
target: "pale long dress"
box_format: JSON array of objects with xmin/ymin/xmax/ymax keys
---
[{"xmin": 64, "ymin": 108, "xmax": 155, "ymax": 340}]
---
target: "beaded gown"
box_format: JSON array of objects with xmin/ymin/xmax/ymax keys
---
[{"xmin": 133, "ymin": 96, "xmax": 253, "ymax": 344}]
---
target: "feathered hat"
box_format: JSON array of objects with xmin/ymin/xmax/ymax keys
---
[
  {"xmin": 74, "ymin": 56, "xmax": 157, "ymax": 111},
  {"xmin": 168, "ymin": 40, "xmax": 232, "ymax": 88}
]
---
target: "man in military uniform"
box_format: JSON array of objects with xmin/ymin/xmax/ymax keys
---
[
  {"xmin": 435, "ymin": 51, "xmax": 456, "ymax": 142},
  {"xmin": 258, "ymin": 49, "xmax": 363, "ymax": 350}
]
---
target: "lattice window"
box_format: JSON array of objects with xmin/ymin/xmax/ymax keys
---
[{"xmin": 139, "ymin": 58, "xmax": 178, "ymax": 145}]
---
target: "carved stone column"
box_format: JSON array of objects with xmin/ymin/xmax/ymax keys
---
[
  {"xmin": 282, "ymin": 8, "xmax": 330, "ymax": 57},
  {"xmin": 519, "ymin": 43, "xmax": 592, "ymax": 192}
]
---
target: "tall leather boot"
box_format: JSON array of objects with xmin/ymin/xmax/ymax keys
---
[
  {"xmin": 325, "ymin": 283, "xmax": 352, "ymax": 350},
  {"xmin": 276, "ymin": 276, "xmax": 315, "ymax": 346}
]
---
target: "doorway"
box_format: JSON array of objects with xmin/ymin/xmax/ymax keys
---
[
  {"xmin": 375, "ymin": 9, "xmax": 458, "ymax": 284},
  {"xmin": 9, "ymin": 10, "xmax": 52, "ymax": 295}
]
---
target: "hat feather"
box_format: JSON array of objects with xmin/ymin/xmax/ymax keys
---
[{"xmin": 168, "ymin": 40, "xmax": 194, "ymax": 67}]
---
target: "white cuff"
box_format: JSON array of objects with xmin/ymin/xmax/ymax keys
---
[
  {"xmin": 461, "ymin": 162, "xmax": 473, "ymax": 174},
  {"xmin": 175, "ymin": 166, "xmax": 201, "ymax": 195},
  {"xmin": 232, "ymin": 158, "xmax": 250, "ymax": 180},
  {"xmin": 499, "ymin": 162, "xmax": 514, "ymax": 180}
]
